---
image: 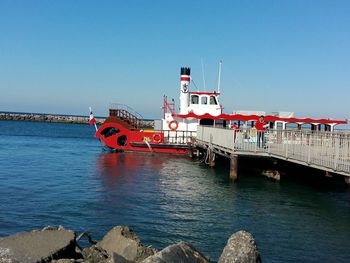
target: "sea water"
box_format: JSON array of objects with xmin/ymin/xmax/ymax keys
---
[{"xmin": 0, "ymin": 121, "xmax": 349, "ymax": 262}]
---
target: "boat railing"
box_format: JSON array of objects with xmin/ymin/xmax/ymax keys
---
[
  {"xmin": 162, "ymin": 130, "xmax": 195, "ymax": 145},
  {"xmin": 163, "ymin": 95, "xmax": 175, "ymax": 115},
  {"xmin": 109, "ymin": 104, "xmax": 143, "ymax": 129},
  {"xmin": 109, "ymin": 103, "xmax": 143, "ymax": 119}
]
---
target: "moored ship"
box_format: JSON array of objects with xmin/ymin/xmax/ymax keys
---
[{"xmin": 94, "ymin": 66, "xmax": 347, "ymax": 153}]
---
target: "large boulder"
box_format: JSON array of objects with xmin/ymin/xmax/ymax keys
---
[
  {"xmin": 0, "ymin": 227, "xmax": 76, "ymax": 263},
  {"xmin": 50, "ymin": 259, "xmax": 76, "ymax": 263},
  {"xmin": 218, "ymin": 231, "xmax": 261, "ymax": 263},
  {"xmin": 142, "ymin": 241, "xmax": 209, "ymax": 263},
  {"xmin": 97, "ymin": 226, "xmax": 156, "ymax": 262},
  {"xmin": 81, "ymin": 245, "xmax": 109, "ymax": 263}
]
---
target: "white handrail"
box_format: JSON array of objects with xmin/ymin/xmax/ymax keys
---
[{"xmin": 196, "ymin": 126, "xmax": 350, "ymax": 175}]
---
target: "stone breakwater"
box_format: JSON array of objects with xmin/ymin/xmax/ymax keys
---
[
  {"xmin": 0, "ymin": 112, "xmax": 154, "ymax": 127},
  {"xmin": 0, "ymin": 226, "xmax": 261, "ymax": 263},
  {"xmin": 0, "ymin": 112, "xmax": 105, "ymax": 125}
]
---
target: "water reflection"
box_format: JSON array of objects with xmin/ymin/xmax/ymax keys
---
[
  {"xmin": 95, "ymin": 152, "xmax": 165, "ymax": 189},
  {"xmin": 2, "ymin": 121, "xmax": 350, "ymax": 262},
  {"xmin": 96, "ymin": 152, "xmax": 164, "ymax": 176},
  {"xmin": 92, "ymin": 151, "xmax": 350, "ymax": 262}
]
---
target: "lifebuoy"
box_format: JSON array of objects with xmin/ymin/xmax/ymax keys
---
[
  {"xmin": 152, "ymin": 134, "xmax": 161, "ymax": 143},
  {"xmin": 168, "ymin": 120, "xmax": 179, "ymax": 131}
]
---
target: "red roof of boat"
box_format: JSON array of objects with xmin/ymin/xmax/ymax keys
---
[
  {"xmin": 173, "ymin": 113, "xmax": 347, "ymax": 125},
  {"xmin": 189, "ymin": 91, "xmax": 221, "ymax": 96}
]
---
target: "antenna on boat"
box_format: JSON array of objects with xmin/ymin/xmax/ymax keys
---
[
  {"xmin": 217, "ymin": 60, "xmax": 222, "ymax": 93},
  {"xmin": 201, "ymin": 57, "xmax": 206, "ymax": 91},
  {"xmin": 191, "ymin": 79, "xmax": 199, "ymax": 90}
]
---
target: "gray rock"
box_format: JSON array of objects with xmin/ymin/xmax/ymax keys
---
[
  {"xmin": 0, "ymin": 228, "xmax": 76, "ymax": 263},
  {"xmin": 50, "ymin": 259, "xmax": 76, "ymax": 263},
  {"xmin": 261, "ymin": 170, "xmax": 280, "ymax": 181},
  {"xmin": 97, "ymin": 226, "xmax": 156, "ymax": 262},
  {"xmin": 81, "ymin": 245, "xmax": 109, "ymax": 263},
  {"xmin": 141, "ymin": 241, "xmax": 209, "ymax": 263},
  {"xmin": 80, "ymin": 245, "xmax": 136, "ymax": 263},
  {"xmin": 109, "ymin": 253, "xmax": 135, "ymax": 263},
  {"xmin": 42, "ymin": 226, "xmax": 59, "ymax": 231},
  {"xmin": 218, "ymin": 231, "xmax": 261, "ymax": 263}
]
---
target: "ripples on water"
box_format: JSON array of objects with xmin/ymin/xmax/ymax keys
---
[{"xmin": 0, "ymin": 121, "xmax": 349, "ymax": 262}]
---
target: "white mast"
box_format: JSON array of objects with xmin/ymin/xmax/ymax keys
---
[
  {"xmin": 201, "ymin": 57, "xmax": 206, "ymax": 91},
  {"xmin": 217, "ymin": 60, "xmax": 222, "ymax": 93}
]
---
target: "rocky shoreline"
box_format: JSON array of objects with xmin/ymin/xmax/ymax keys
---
[
  {"xmin": 0, "ymin": 112, "xmax": 105, "ymax": 125},
  {"xmin": 0, "ymin": 112, "xmax": 154, "ymax": 127},
  {"xmin": 0, "ymin": 226, "xmax": 261, "ymax": 263}
]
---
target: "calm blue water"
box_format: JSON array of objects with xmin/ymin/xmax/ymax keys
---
[{"xmin": 0, "ymin": 121, "xmax": 349, "ymax": 262}]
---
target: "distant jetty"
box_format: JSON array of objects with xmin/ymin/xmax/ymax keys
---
[
  {"xmin": 0, "ymin": 111, "xmax": 154, "ymax": 127},
  {"xmin": 0, "ymin": 111, "xmax": 105, "ymax": 124}
]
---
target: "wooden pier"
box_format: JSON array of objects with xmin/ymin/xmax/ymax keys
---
[{"xmin": 194, "ymin": 126, "xmax": 350, "ymax": 181}]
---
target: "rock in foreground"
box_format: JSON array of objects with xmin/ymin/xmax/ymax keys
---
[
  {"xmin": 97, "ymin": 226, "xmax": 156, "ymax": 262},
  {"xmin": 142, "ymin": 241, "xmax": 209, "ymax": 263},
  {"xmin": 0, "ymin": 226, "xmax": 261, "ymax": 263},
  {"xmin": 0, "ymin": 227, "xmax": 75, "ymax": 263},
  {"xmin": 81, "ymin": 245, "xmax": 110, "ymax": 263},
  {"xmin": 218, "ymin": 230, "xmax": 261, "ymax": 263}
]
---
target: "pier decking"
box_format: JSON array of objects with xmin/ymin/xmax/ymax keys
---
[{"xmin": 194, "ymin": 126, "xmax": 350, "ymax": 178}]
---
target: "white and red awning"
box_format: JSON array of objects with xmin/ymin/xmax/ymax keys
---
[
  {"xmin": 173, "ymin": 112, "xmax": 347, "ymax": 125},
  {"xmin": 188, "ymin": 91, "xmax": 221, "ymax": 96}
]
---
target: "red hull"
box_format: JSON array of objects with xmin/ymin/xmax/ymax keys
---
[{"xmin": 95, "ymin": 119, "xmax": 188, "ymax": 154}]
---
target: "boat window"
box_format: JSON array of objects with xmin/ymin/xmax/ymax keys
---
[
  {"xmin": 276, "ymin": 122, "xmax": 283, "ymax": 129},
  {"xmin": 199, "ymin": 118, "xmax": 214, "ymax": 126},
  {"xmin": 101, "ymin": 127, "xmax": 120, "ymax": 138},
  {"xmin": 191, "ymin": 95, "xmax": 199, "ymax": 104},
  {"xmin": 201, "ymin": 96, "xmax": 208, "ymax": 105},
  {"xmin": 117, "ymin": 135, "xmax": 127, "ymax": 146},
  {"xmin": 210, "ymin": 96, "xmax": 218, "ymax": 105}
]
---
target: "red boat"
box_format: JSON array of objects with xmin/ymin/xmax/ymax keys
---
[
  {"xmin": 95, "ymin": 105, "xmax": 191, "ymax": 154},
  {"xmin": 94, "ymin": 66, "xmax": 347, "ymax": 154}
]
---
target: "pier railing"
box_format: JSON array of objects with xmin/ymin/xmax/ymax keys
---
[{"xmin": 196, "ymin": 126, "xmax": 350, "ymax": 176}]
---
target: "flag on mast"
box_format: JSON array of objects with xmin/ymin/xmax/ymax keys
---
[
  {"xmin": 89, "ymin": 107, "xmax": 96, "ymax": 125},
  {"xmin": 89, "ymin": 107, "xmax": 98, "ymax": 132}
]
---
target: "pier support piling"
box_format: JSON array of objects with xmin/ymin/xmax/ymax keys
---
[
  {"xmin": 188, "ymin": 148, "xmax": 193, "ymax": 158},
  {"xmin": 345, "ymin": 176, "xmax": 350, "ymax": 186},
  {"xmin": 325, "ymin": 171, "xmax": 333, "ymax": 178},
  {"xmin": 208, "ymin": 150, "xmax": 215, "ymax": 167},
  {"xmin": 230, "ymin": 155, "xmax": 238, "ymax": 181}
]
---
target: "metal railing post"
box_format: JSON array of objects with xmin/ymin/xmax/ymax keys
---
[
  {"xmin": 285, "ymin": 131, "xmax": 289, "ymax": 158},
  {"xmin": 307, "ymin": 133, "xmax": 312, "ymax": 164},
  {"xmin": 334, "ymin": 135, "xmax": 340, "ymax": 171}
]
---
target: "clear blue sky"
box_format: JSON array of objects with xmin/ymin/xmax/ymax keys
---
[{"xmin": 0, "ymin": 0, "xmax": 349, "ymax": 120}]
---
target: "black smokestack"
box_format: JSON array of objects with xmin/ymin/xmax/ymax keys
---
[{"xmin": 181, "ymin": 67, "xmax": 191, "ymax": 76}]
